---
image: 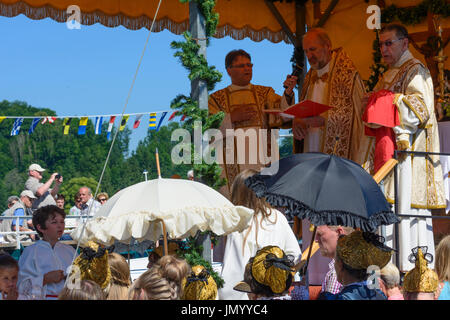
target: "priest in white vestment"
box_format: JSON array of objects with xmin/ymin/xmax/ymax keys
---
[{"xmin": 371, "ymin": 24, "xmax": 446, "ymax": 272}]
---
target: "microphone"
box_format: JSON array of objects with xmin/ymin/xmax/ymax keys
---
[{"xmin": 284, "ymin": 64, "xmax": 302, "ymax": 89}]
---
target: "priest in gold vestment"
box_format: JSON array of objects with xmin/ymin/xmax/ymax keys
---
[
  {"xmin": 291, "ymin": 28, "xmax": 373, "ymax": 287},
  {"xmin": 208, "ymin": 49, "xmax": 297, "ymax": 199},
  {"xmin": 372, "ymin": 24, "xmax": 446, "ymax": 272}
]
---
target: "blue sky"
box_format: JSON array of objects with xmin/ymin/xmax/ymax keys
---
[{"xmin": 0, "ymin": 14, "xmax": 295, "ymax": 153}]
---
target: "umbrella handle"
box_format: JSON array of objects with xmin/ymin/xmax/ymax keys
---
[
  {"xmin": 299, "ymin": 225, "xmax": 317, "ymax": 276},
  {"xmin": 155, "ymin": 148, "xmax": 161, "ymax": 178}
]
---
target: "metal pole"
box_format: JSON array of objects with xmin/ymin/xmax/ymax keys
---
[{"xmin": 393, "ymin": 151, "xmax": 400, "ymax": 269}]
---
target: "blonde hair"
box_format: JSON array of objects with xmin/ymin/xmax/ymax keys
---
[
  {"xmin": 96, "ymin": 192, "xmax": 109, "ymax": 201},
  {"xmin": 129, "ymin": 255, "xmax": 190, "ymax": 300},
  {"xmin": 58, "ymin": 280, "xmax": 105, "ymax": 300},
  {"xmin": 435, "ymin": 235, "xmax": 450, "ymax": 282},
  {"xmin": 107, "ymin": 253, "xmax": 131, "ymax": 300},
  {"xmin": 380, "ymin": 262, "xmax": 401, "ymax": 289},
  {"xmin": 231, "ymin": 169, "xmax": 277, "ymax": 255}
]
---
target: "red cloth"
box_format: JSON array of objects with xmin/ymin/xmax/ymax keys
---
[{"xmin": 362, "ymin": 90, "xmax": 400, "ymax": 173}]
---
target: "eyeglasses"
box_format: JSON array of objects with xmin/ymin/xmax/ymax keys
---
[
  {"xmin": 98, "ymin": 198, "xmax": 107, "ymax": 202},
  {"xmin": 230, "ymin": 63, "xmax": 253, "ymax": 68},
  {"xmin": 379, "ymin": 38, "xmax": 404, "ymax": 48}
]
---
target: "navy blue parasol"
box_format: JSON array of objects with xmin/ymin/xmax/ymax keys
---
[{"xmin": 245, "ymin": 152, "xmax": 399, "ymax": 232}]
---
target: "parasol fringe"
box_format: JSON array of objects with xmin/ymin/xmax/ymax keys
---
[{"xmin": 246, "ymin": 174, "xmax": 399, "ymax": 232}]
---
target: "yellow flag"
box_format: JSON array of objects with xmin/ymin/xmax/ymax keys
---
[
  {"xmin": 119, "ymin": 115, "xmax": 129, "ymax": 131},
  {"xmin": 63, "ymin": 118, "xmax": 71, "ymax": 135},
  {"xmin": 0, "ymin": 116, "xmax": 6, "ymax": 124}
]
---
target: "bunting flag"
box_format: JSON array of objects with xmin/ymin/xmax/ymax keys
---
[
  {"xmin": 63, "ymin": 118, "xmax": 71, "ymax": 135},
  {"xmin": 107, "ymin": 116, "xmax": 116, "ymax": 140},
  {"xmin": 148, "ymin": 113, "xmax": 157, "ymax": 130},
  {"xmin": 180, "ymin": 114, "xmax": 187, "ymax": 121},
  {"xmin": 133, "ymin": 114, "xmax": 143, "ymax": 129},
  {"xmin": 168, "ymin": 111, "xmax": 178, "ymax": 121},
  {"xmin": 28, "ymin": 118, "xmax": 40, "ymax": 134},
  {"xmin": 119, "ymin": 115, "xmax": 129, "ymax": 131},
  {"xmin": 156, "ymin": 112, "xmax": 168, "ymax": 132},
  {"xmin": 0, "ymin": 116, "xmax": 6, "ymax": 124},
  {"xmin": 78, "ymin": 117, "xmax": 88, "ymax": 135},
  {"xmin": 94, "ymin": 117, "xmax": 103, "ymax": 135},
  {"xmin": 11, "ymin": 118, "xmax": 24, "ymax": 136},
  {"xmin": 41, "ymin": 116, "xmax": 56, "ymax": 124}
]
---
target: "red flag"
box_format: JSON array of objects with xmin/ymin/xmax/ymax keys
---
[
  {"xmin": 168, "ymin": 111, "xmax": 178, "ymax": 121},
  {"xmin": 41, "ymin": 116, "xmax": 57, "ymax": 124},
  {"xmin": 133, "ymin": 114, "xmax": 143, "ymax": 129},
  {"xmin": 180, "ymin": 114, "xmax": 187, "ymax": 121}
]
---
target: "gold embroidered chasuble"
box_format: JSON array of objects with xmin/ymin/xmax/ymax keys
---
[
  {"xmin": 375, "ymin": 50, "xmax": 446, "ymax": 209},
  {"xmin": 209, "ymin": 84, "xmax": 289, "ymax": 198},
  {"xmin": 293, "ymin": 48, "xmax": 372, "ymax": 167}
]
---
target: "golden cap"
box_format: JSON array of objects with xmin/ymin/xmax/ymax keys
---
[
  {"xmin": 182, "ymin": 265, "xmax": 217, "ymax": 300},
  {"xmin": 251, "ymin": 246, "xmax": 294, "ymax": 294},
  {"xmin": 403, "ymin": 247, "xmax": 439, "ymax": 293},
  {"xmin": 153, "ymin": 242, "xmax": 180, "ymax": 258},
  {"xmin": 336, "ymin": 230, "xmax": 392, "ymax": 270},
  {"xmin": 72, "ymin": 241, "xmax": 111, "ymax": 290}
]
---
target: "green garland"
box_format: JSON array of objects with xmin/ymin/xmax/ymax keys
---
[
  {"xmin": 365, "ymin": 31, "xmax": 388, "ymax": 92},
  {"xmin": 170, "ymin": 0, "xmax": 226, "ymax": 288},
  {"xmin": 382, "ymin": 0, "xmax": 450, "ymax": 25}
]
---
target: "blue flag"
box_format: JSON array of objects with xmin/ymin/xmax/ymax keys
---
[
  {"xmin": 11, "ymin": 118, "xmax": 24, "ymax": 136},
  {"xmin": 156, "ymin": 112, "xmax": 168, "ymax": 131},
  {"xmin": 148, "ymin": 113, "xmax": 157, "ymax": 130},
  {"xmin": 94, "ymin": 117, "xmax": 103, "ymax": 134},
  {"xmin": 28, "ymin": 118, "xmax": 40, "ymax": 134}
]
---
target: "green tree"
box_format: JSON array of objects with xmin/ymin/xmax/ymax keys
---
[{"xmin": 279, "ymin": 135, "xmax": 293, "ymax": 159}]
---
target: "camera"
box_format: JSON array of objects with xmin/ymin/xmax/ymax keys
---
[{"xmin": 55, "ymin": 174, "xmax": 62, "ymax": 180}]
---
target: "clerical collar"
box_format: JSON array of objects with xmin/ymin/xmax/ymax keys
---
[
  {"xmin": 317, "ymin": 51, "xmax": 334, "ymax": 77},
  {"xmin": 229, "ymin": 83, "xmax": 251, "ymax": 91},
  {"xmin": 392, "ymin": 50, "xmax": 413, "ymax": 69}
]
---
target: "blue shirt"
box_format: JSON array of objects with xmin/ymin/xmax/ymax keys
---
[
  {"xmin": 11, "ymin": 208, "xmax": 26, "ymax": 227},
  {"xmin": 438, "ymin": 281, "xmax": 450, "ymax": 300}
]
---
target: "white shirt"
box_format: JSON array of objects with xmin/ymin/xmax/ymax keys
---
[
  {"xmin": 219, "ymin": 209, "xmax": 301, "ymax": 300},
  {"xmin": 18, "ymin": 240, "xmax": 76, "ymax": 299}
]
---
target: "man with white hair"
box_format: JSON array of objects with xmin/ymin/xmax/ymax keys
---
[
  {"xmin": 25, "ymin": 163, "xmax": 63, "ymax": 210},
  {"xmin": 187, "ymin": 170, "xmax": 194, "ymax": 181},
  {"xmin": 3, "ymin": 190, "xmax": 37, "ymax": 242},
  {"xmin": 78, "ymin": 186, "xmax": 101, "ymax": 222}
]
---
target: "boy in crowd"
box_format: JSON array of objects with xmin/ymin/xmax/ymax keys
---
[
  {"xmin": 18, "ymin": 205, "xmax": 76, "ymax": 299},
  {"xmin": 0, "ymin": 252, "xmax": 19, "ymax": 300}
]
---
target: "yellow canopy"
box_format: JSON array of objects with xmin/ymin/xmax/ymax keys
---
[{"xmin": 0, "ymin": 0, "xmax": 448, "ymax": 79}]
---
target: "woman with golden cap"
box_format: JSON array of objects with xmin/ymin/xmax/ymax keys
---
[
  {"xmin": 332, "ymin": 230, "xmax": 393, "ymax": 300},
  {"xmin": 403, "ymin": 246, "xmax": 439, "ymax": 300},
  {"xmin": 219, "ymin": 169, "xmax": 301, "ymax": 300},
  {"xmin": 182, "ymin": 265, "xmax": 218, "ymax": 300},
  {"xmin": 233, "ymin": 245, "xmax": 295, "ymax": 300}
]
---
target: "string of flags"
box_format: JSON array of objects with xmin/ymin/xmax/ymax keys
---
[{"xmin": 0, "ymin": 110, "xmax": 186, "ymax": 139}]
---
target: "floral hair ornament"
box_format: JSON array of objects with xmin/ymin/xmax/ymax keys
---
[
  {"xmin": 182, "ymin": 265, "xmax": 217, "ymax": 300},
  {"xmin": 72, "ymin": 241, "xmax": 111, "ymax": 289},
  {"xmin": 403, "ymin": 246, "xmax": 439, "ymax": 293},
  {"xmin": 336, "ymin": 230, "xmax": 393, "ymax": 270}
]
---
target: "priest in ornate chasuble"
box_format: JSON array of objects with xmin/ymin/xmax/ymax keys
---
[
  {"xmin": 291, "ymin": 28, "xmax": 373, "ymax": 286},
  {"xmin": 208, "ymin": 49, "xmax": 297, "ymax": 199},
  {"xmin": 372, "ymin": 24, "xmax": 446, "ymax": 272}
]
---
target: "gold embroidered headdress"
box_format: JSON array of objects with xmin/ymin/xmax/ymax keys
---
[
  {"xmin": 403, "ymin": 246, "xmax": 439, "ymax": 293},
  {"xmin": 336, "ymin": 230, "xmax": 393, "ymax": 270},
  {"xmin": 182, "ymin": 265, "xmax": 217, "ymax": 300},
  {"xmin": 72, "ymin": 241, "xmax": 111, "ymax": 290},
  {"xmin": 234, "ymin": 245, "xmax": 295, "ymax": 294}
]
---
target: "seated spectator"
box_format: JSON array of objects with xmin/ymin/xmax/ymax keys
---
[
  {"xmin": 58, "ymin": 280, "xmax": 105, "ymax": 300},
  {"xmin": 107, "ymin": 253, "xmax": 131, "ymax": 300},
  {"xmin": 0, "ymin": 196, "xmax": 19, "ymax": 243},
  {"xmin": 435, "ymin": 235, "xmax": 450, "ymax": 300},
  {"xmin": 96, "ymin": 192, "xmax": 109, "ymax": 205},
  {"xmin": 182, "ymin": 265, "xmax": 218, "ymax": 300},
  {"xmin": 379, "ymin": 262, "xmax": 404, "ymax": 300},
  {"xmin": 8, "ymin": 190, "xmax": 37, "ymax": 242},
  {"xmin": 219, "ymin": 169, "xmax": 301, "ymax": 300},
  {"xmin": 233, "ymin": 245, "xmax": 294, "ymax": 300},
  {"xmin": 0, "ymin": 251, "xmax": 20, "ymax": 300},
  {"xmin": 55, "ymin": 194, "xmax": 65, "ymax": 210},
  {"xmin": 18, "ymin": 205, "xmax": 76, "ymax": 300},
  {"xmin": 129, "ymin": 255, "xmax": 190, "ymax": 300},
  {"xmin": 1, "ymin": 196, "xmax": 19, "ymax": 216},
  {"xmin": 332, "ymin": 230, "xmax": 392, "ymax": 300},
  {"xmin": 403, "ymin": 246, "xmax": 439, "ymax": 300}
]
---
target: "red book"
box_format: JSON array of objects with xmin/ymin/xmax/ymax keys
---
[{"xmin": 264, "ymin": 100, "xmax": 333, "ymax": 118}]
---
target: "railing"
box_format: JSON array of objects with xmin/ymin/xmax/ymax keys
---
[
  {"xmin": 392, "ymin": 149, "xmax": 450, "ymax": 268},
  {"xmin": 0, "ymin": 215, "xmax": 92, "ymax": 250}
]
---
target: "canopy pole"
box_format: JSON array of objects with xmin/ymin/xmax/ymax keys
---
[
  {"xmin": 161, "ymin": 220, "xmax": 168, "ymax": 256},
  {"xmin": 301, "ymin": 225, "xmax": 317, "ymax": 276},
  {"xmin": 155, "ymin": 148, "xmax": 161, "ymax": 178}
]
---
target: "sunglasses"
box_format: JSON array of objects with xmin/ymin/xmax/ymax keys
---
[
  {"xmin": 379, "ymin": 38, "xmax": 404, "ymax": 48},
  {"xmin": 98, "ymin": 198, "xmax": 107, "ymax": 202}
]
